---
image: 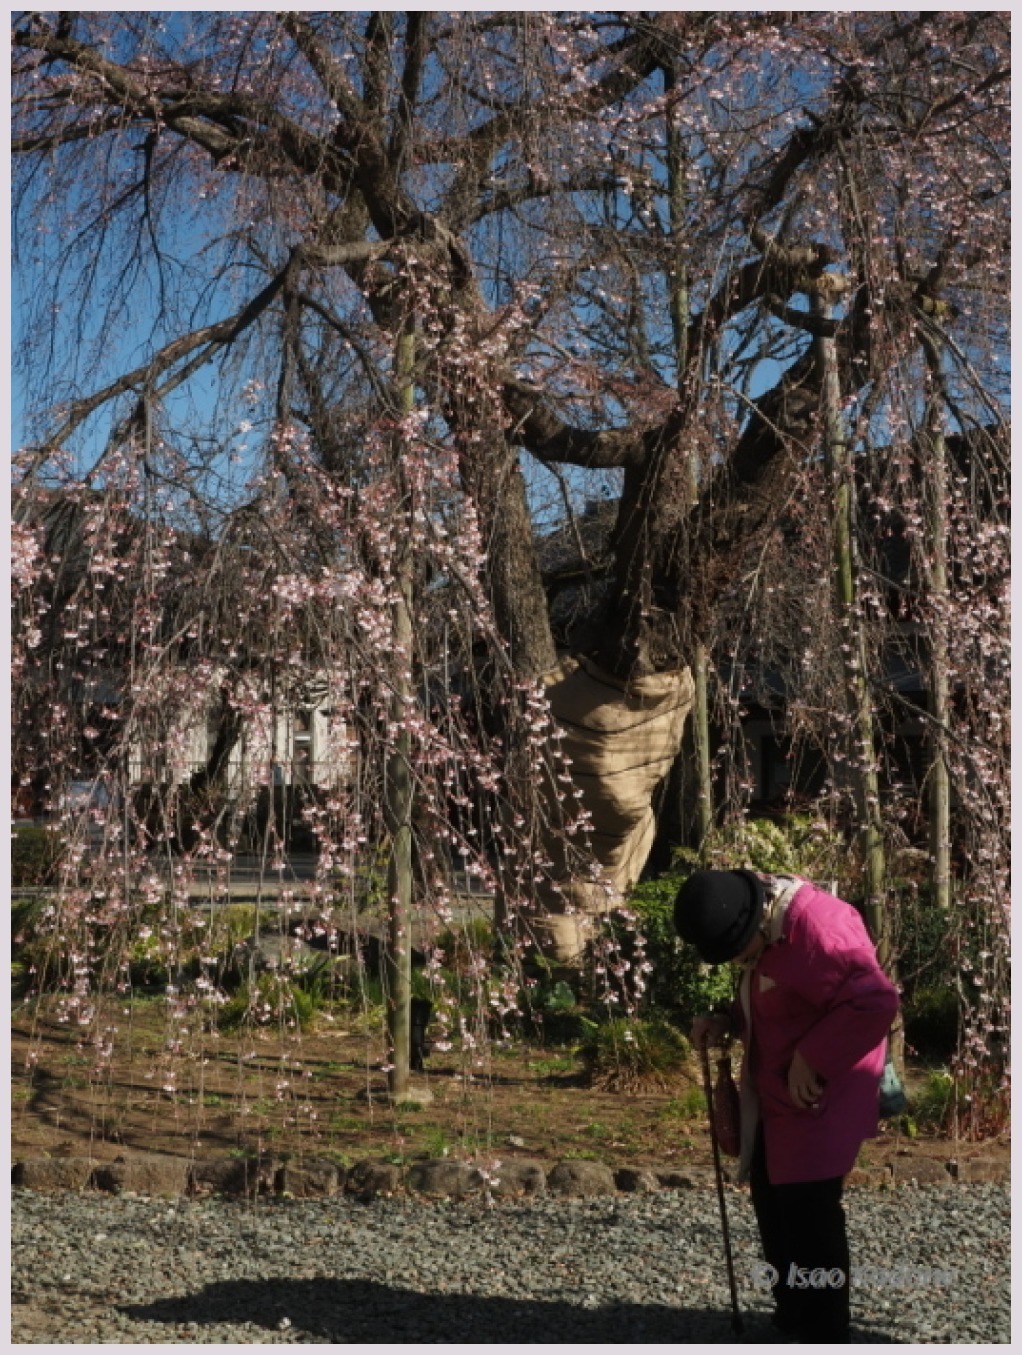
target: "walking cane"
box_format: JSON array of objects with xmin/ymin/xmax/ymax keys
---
[{"xmin": 700, "ymin": 1041, "xmax": 744, "ymax": 1336}]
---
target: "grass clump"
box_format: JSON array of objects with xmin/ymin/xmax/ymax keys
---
[
  {"xmin": 911, "ymin": 1068, "xmax": 956, "ymax": 1130},
  {"xmin": 217, "ymin": 972, "xmax": 318, "ymax": 1032},
  {"xmin": 578, "ymin": 1017, "xmax": 690, "ymax": 1093},
  {"xmin": 659, "ymin": 1086, "xmax": 707, "ymax": 1121}
]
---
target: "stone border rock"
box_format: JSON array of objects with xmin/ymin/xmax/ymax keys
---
[{"xmin": 11, "ymin": 1150, "xmax": 1008, "ymax": 1200}]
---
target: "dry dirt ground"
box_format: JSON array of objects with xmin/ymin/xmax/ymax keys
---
[{"xmin": 11, "ymin": 997, "xmax": 1007, "ymax": 1184}]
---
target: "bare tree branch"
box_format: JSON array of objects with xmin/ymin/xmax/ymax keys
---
[{"xmin": 16, "ymin": 264, "xmax": 292, "ymax": 483}]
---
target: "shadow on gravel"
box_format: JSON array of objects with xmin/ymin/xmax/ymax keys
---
[
  {"xmin": 123, "ymin": 1279, "xmax": 724, "ymax": 1342},
  {"xmin": 121, "ymin": 1278, "xmax": 896, "ymax": 1344}
]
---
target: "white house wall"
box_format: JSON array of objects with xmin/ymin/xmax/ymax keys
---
[{"xmin": 127, "ymin": 674, "xmax": 349, "ymax": 792}]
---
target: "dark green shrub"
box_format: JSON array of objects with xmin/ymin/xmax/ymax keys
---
[
  {"xmin": 904, "ymin": 986, "xmax": 959, "ymax": 1061},
  {"xmin": 12, "ymin": 826, "xmax": 62, "ymax": 887},
  {"xmin": 519, "ymin": 974, "xmax": 593, "ymax": 1045},
  {"xmin": 889, "ymin": 886, "xmax": 958, "ymax": 993},
  {"xmin": 676, "ymin": 815, "xmax": 849, "ymax": 889},
  {"xmin": 888, "ymin": 884, "xmax": 968, "ymax": 1063}
]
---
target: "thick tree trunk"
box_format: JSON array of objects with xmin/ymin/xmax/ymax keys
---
[{"xmin": 484, "ymin": 451, "xmax": 559, "ymax": 680}]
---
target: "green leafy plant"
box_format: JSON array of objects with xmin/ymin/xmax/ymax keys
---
[
  {"xmin": 582, "ymin": 1120, "xmax": 611, "ymax": 1140},
  {"xmin": 676, "ymin": 814, "xmax": 849, "ymax": 885},
  {"xmin": 577, "ymin": 1017, "xmax": 689, "ymax": 1093},
  {"xmin": 422, "ymin": 1127, "xmax": 452, "ymax": 1157},
  {"xmin": 291, "ymin": 953, "xmax": 344, "ymax": 1006},
  {"xmin": 515, "ymin": 969, "xmax": 595, "ymax": 1045},
  {"xmin": 206, "ymin": 905, "xmax": 260, "ymax": 953},
  {"xmin": 526, "ymin": 1052, "xmax": 576, "ymax": 1077}
]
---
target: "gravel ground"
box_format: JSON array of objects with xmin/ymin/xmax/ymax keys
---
[{"xmin": 11, "ymin": 1183, "xmax": 1010, "ymax": 1344}]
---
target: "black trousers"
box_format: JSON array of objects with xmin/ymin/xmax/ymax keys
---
[{"xmin": 749, "ymin": 1129, "xmax": 851, "ymax": 1343}]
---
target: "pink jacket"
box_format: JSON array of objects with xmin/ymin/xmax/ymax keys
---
[{"xmin": 736, "ymin": 881, "xmax": 899, "ymax": 1185}]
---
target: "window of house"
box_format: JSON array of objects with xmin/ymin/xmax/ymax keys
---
[{"xmin": 293, "ymin": 708, "xmax": 313, "ymax": 784}]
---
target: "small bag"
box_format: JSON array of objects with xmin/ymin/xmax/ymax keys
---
[
  {"xmin": 878, "ymin": 1044, "xmax": 908, "ymax": 1118},
  {"xmin": 712, "ymin": 1055, "xmax": 742, "ymax": 1157}
]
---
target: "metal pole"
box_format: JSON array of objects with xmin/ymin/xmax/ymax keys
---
[{"xmin": 700, "ymin": 1042, "xmax": 743, "ymax": 1335}]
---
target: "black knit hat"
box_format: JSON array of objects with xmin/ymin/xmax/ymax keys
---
[{"xmin": 673, "ymin": 869, "xmax": 766, "ymax": 965}]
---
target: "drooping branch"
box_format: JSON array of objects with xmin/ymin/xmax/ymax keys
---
[
  {"xmin": 682, "ymin": 349, "xmax": 822, "ymax": 642},
  {"xmin": 11, "ymin": 108, "xmax": 149, "ymax": 153}
]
